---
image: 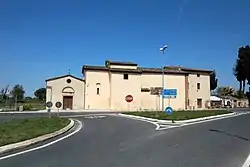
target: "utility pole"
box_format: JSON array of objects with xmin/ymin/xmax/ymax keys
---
[{"xmin": 160, "ymin": 44, "xmax": 168, "ymax": 112}]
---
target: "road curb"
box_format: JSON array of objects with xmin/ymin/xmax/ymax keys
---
[
  {"xmin": 0, "ymin": 118, "xmax": 74, "ymax": 154},
  {"xmin": 119, "ymin": 112, "xmax": 239, "ymax": 125}
]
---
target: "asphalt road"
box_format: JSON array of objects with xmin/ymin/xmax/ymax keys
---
[{"xmin": 0, "ymin": 114, "xmax": 250, "ymax": 167}]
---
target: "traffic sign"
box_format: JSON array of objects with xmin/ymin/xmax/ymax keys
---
[
  {"xmin": 46, "ymin": 101, "xmax": 53, "ymax": 108},
  {"xmin": 125, "ymin": 95, "xmax": 133, "ymax": 102},
  {"xmin": 55, "ymin": 101, "xmax": 62, "ymax": 108},
  {"xmin": 165, "ymin": 106, "xmax": 173, "ymax": 115},
  {"xmin": 162, "ymin": 89, "xmax": 177, "ymax": 98}
]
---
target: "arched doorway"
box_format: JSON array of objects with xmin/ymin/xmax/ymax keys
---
[{"xmin": 62, "ymin": 87, "xmax": 74, "ymax": 110}]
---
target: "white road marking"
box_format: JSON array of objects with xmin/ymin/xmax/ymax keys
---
[
  {"xmin": 0, "ymin": 119, "xmax": 83, "ymax": 161},
  {"xmin": 115, "ymin": 115, "xmax": 160, "ymax": 130},
  {"xmin": 181, "ymin": 113, "xmax": 246, "ymax": 127},
  {"xmin": 84, "ymin": 115, "xmax": 106, "ymax": 119},
  {"xmin": 242, "ymin": 153, "xmax": 250, "ymax": 167},
  {"xmin": 61, "ymin": 113, "xmax": 114, "ymax": 118},
  {"xmin": 157, "ymin": 125, "xmax": 181, "ymax": 131}
]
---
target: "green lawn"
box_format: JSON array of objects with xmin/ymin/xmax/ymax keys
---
[
  {"xmin": 123, "ymin": 110, "xmax": 231, "ymax": 121},
  {"xmin": 0, "ymin": 117, "xmax": 70, "ymax": 146}
]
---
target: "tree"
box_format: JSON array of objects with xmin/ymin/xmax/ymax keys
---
[
  {"xmin": 34, "ymin": 88, "xmax": 46, "ymax": 101},
  {"xmin": 237, "ymin": 45, "xmax": 250, "ymax": 85},
  {"xmin": 11, "ymin": 85, "xmax": 25, "ymax": 102},
  {"xmin": 233, "ymin": 45, "xmax": 250, "ymax": 97},
  {"xmin": 25, "ymin": 96, "xmax": 33, "ymax": 101},
  {"xmin": 215, "ymin": 86, "xmax": 235, "ymax": 96},
  {"xmin": 210, "ymin": 70, "xmax": 218, "ymax": 90},
  {"xmin": 233, "ymin": 59, "xmax": 246, "ymax": 97},
  {"xmin": 232, "ymin": 89, "xmax": 244, "ymax": 99},
  {"xmin": 0, "ymin": 85, "xmax": 10, "ymax": 100}
]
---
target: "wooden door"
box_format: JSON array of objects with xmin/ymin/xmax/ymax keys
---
[{"xmin": 63, "ymin": 96, "xmax": 73, "ymax": 109}]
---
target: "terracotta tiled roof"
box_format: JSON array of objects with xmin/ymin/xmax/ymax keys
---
[
  {"xmin": 82, "ymin": 66, "xmax": 188, "ymax": 74},
  {"xmin": 45, "ymin": 74, "xmax": 85, "ymax": 82},
  {"xmin": 138, "ymin": 67, "xmax": 188, "ymax": 74},
  {"xmin": 82, "ymin": 61, "xmax": 213, "ymax": 75},
  {"xmin": 105, "ymin": 60, "xmax": 138, "ymax": 66},
  {"xmin": 165, "ymin": 66, "xmax": 213, "ymax": 73}
]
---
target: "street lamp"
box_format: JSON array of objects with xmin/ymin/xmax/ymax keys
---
[{"xmin": 160, "ymin": 44, "xmax": 168, "ymax": 112}]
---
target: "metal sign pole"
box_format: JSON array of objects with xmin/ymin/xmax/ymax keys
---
[
  {"xmin": 48, "ymin": 108, "xmax": 51, "ymax": 118},
  {"xmin": 55, "ymin": 101, "xmax": 62, "ymax": 117},
  {"xmin": 46, "ymin": 101, "xmax": 53, "ymax": 118},
  {"xmin": 162, "ymin": 67, "xmax": 165, "ymax": 112}
]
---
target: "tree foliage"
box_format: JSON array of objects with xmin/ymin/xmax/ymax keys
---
[
  {"xmin": 11, "ymin": 85, "xmax": 25, "ymax": 102},
  {"xmin": 233, "ymin": 45, "xmax": 250, "ymax": 96},
  {"xmin": 215, "ymin": 86, "xmax": 235, "ymax": 96},
  {"xmin": 34, "ymin": 88, "xmax": 46, "ymax": 101},
  {"xmin": 0, "ymin": 85, "xmax": 10, "ymax": 100},
  {"xmin": 210, "ymin": 70, "xmax": 218, "ymax": 90}
]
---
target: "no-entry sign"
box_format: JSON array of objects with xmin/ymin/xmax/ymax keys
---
[{"xmin": 125, "ymin": 95, "xmax": 133, "ymax": 102}]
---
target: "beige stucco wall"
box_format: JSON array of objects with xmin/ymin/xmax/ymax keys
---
[
  {"xmin": 140, "ymin": 74, "xmax": 186, "ymax": 111},
  {"xmin": 188, "ymin": 74, "xmax": 210, "ymax": 109},
  {"xmin": 46, "ymin": 68, "xmax": 211, "ymax": 111},
  {"xmin": 84, "ymin": 71, "xmax": 187, "ymax": 111},
  {"xmin": 46, "ymin": 76, "xmax": 85, "ymax": 110},
  {"xmin": 111, "ymin": 73, "xmax": 142, "ymax": 111},
  {"xmin": 84, "ymin": 71, "xmax": 110, "ymax": 110}
]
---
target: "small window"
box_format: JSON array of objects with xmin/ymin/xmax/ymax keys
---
[
  {"xmin": 197, "ymin": 83, "xmax": 200, "ymax": 90},
  {"xmin": 97, "ymin": 88, "xmax": 100, "ymax": 95},
  {"xmin": 123, "ymin": 74, "xmax": 128, "ymax": 80},
  {"xmin": 188, "ymin": 82, "xmax": 189, "ymax": 89},
  {"xmin": 197, "ymin": 99, "xmax": 202, "ymax": 108},
  {"xmin": 66, "ymin": 79, "xmax": 71, "ymax": 83},
  {"xmin": 197, "ymin": 74, "xmax": 200, "ymax": 77}
]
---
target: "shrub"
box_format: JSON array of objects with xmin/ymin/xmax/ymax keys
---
[{"xmin": 23, "ymin": 104, "xmax": 33, "ymax": 111}]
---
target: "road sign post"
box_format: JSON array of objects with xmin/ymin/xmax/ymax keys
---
[
  {"xmin": 125, "ymin": 95, "xmax": 133, "ymax": 111},
  {"xmin": 46, "ymin": 101, "xmax": 53, "ymax": 118},
  {"xmin": 165, "ymin": 106, "xmax": 173, "ymax": 115},
  {"xmin": 162, "ymin": 89, "xmax": 177, "ymax": 109},
  {"xmin": 55, "ymin": 101, "xmax": 62, "ymax": 117}
]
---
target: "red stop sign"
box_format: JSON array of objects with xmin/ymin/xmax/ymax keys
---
[{"xmin": 125, "ymin": 95, "xmax": 133, "ymax": 102}]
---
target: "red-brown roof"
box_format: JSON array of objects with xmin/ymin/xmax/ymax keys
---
[
  {"xmin": 105, "ymin": 60, "xmax": 138, "ymax": 66},
  {"xmin": 82, "ymin": 61, "xmax": 213, "ymax": 75},
  {"xmin": 45, "ymin": 74, "xmax": 85, "ymax": 82},
  {"xmin": 82, "ymin": 65, "xmax": 188, "ymax": 75},
  {"xmin": 165, "ymin": 66, "xmax": 213, "ymax": 73}
]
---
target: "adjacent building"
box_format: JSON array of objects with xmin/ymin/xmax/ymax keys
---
[{"xmin": 46, "ymin": 60, "xmax": 213, "ymax": 111}]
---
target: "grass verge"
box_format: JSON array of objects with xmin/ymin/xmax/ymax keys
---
[
  {"xmin": 0, "ymin": 117, "xmax": 70, "ymax": 147},
  {"xmin": 123, "ymin": 110, "xmax": 231, "ymax": 121}
]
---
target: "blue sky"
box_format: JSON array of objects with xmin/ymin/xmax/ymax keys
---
[{"xmin": 1, "ymin": 0, "xmax": 250, "ymax": 96}]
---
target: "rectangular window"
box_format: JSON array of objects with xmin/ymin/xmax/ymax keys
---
[
  {"xmin": 197, "ymin": 99, "xmax": 202, "ymax": 108},
  {"xmin": 188, "ymin": 82, "xmax": 189, "ymax": 89},
  {"xmin": 197, "ymin": 74, "xmax": 200, "ymax": 77},
  {"xmin": 197, "ymin": 83, "xmax": 200, "ymax": 90},
  {"xmin": 123, "ymin": 74, "xmax": 128, "ymax": 80},
  {"xmin": 97, "ymin": 88, "xmax": 100, "ymax": 95}
]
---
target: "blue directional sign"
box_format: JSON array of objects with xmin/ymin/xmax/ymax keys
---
[
  {"xmin": 162, "ymin": 89, "xmax": 177, "ymax": 98},
  {"xmin": 165, "ymin": 106, "xmax": 173, "ymax": 115}
]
